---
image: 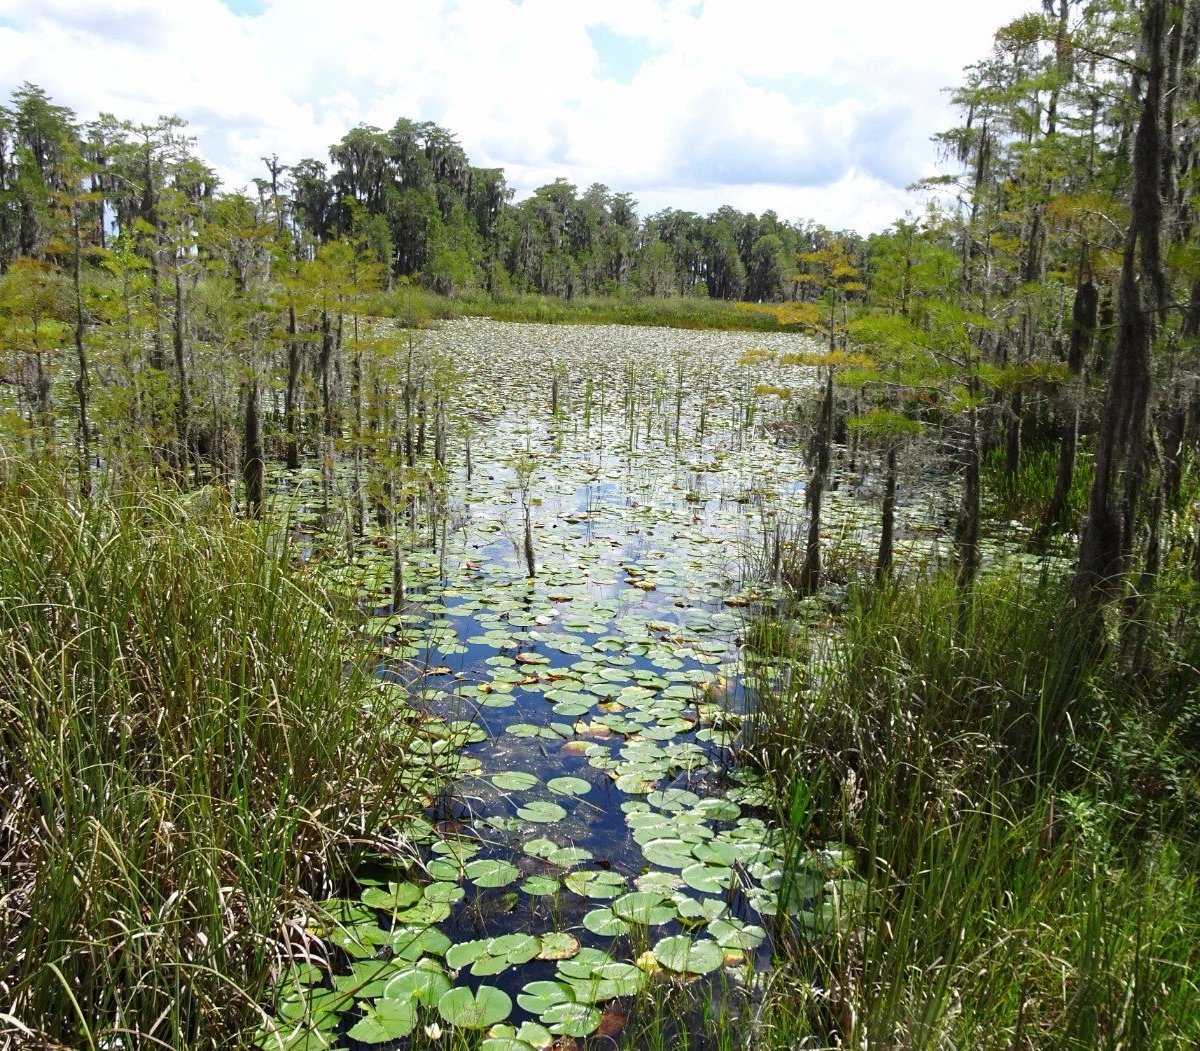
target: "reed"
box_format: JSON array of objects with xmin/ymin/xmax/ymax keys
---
[
  {"xmin": 0, "ymin": 459, "xmax": 423, "ymax": 1049},
  {"xmin": 744, "ymin": 564, "xmax": 1200, "ymax": 1048}
]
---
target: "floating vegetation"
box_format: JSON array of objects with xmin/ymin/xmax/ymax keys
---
[{"xmin": 252, "ymin": 319, "xmax": 948, "ymax": 1047}]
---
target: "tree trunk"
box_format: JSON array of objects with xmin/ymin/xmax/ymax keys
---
[
  {"xmin": 71, "ymin": 202, "xmax": 91, "ymax": 497},
  {"xmin": 955, "ymin": 404, "xmax": 981, "ymax": 593},
  {"xmin": 798, "ymin": 372, "xmax": 834, "ymax": 594},
  {"xmin": 172, "ymin": 265, "xmax": 190, "ymax": 469},
  {"xmin": 285, "ymin": 305, "xmax": 301, "ymax": 470},
  {"xmin": 319, "ymin": 308, "xmax": 335, "ymax": 439},
  {"xmin": 523, "ymin": 503, "xmax": 536, "ymax": 578},
  {"xmin": 243, "ymin": 376, "xmax": 264, "ymax": 518},
  {"xmin": 1075, "ymin": 0, "xmax": 1171, "ymax": 600},
  {"xmin": 1003, "ymin": 388, "xmax": 1023, "ymax": 482},
  {"xmin": 1043, "ymin": 278, "xmax": 1097, "ymax": 530},
  {"xmin": 876, "ymin": 443, "xmax": 897, "ymax": 584}
]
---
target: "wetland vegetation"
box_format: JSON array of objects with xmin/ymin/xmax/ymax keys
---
[{"xmin": 3, "ymin": 1, "xmax": 1200, "ymax": 1048}]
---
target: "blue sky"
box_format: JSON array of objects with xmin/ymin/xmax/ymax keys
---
[{"xmin": 0, "ymin": 0, "xmax": 1036, "ymax": 233}]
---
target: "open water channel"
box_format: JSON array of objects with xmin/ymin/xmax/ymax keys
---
[{"xmin": 261, "ymin": 319, "xmax": 948, "ymax": 1050}]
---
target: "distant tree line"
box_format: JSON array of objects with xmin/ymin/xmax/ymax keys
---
[{"xmin": 0, "ymin": 88, "xmax": 852, "ymax": 303}]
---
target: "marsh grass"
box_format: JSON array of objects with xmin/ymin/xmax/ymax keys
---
[
  {"xmin": 744, "ymin": 565, "xmax": 1200, "ymax": 1048},
  {"xmin": 370, "ymin": 288, "xmax": 799, "ymax": 333},
  {"xmin": 0, "ymin": 460, "xmax": 423, "ymax": 1049},
  {"xmin": 984, "ymin": 441, "xmax": 1092, "ymax": 530}
]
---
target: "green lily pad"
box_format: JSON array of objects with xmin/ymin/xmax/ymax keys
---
[
  {"xmin": 480, "ymin": 1038, "xmax": 539, "ymax": 1051},
  {"xmin": 424, "ymin": 880, "xmax": 466, "ymax": 903},
  {"xmin": 583, "ymin": 907, "xmax": 630, "ymax": 936},
  {"xmin": 346, "ymin": 998, "xmax": 417, "ymax": 1043},
  {"xmin": 537, "ymin": 932, "xmax": 580, "ymax": 960},
  {"xmin": 681, "ymin": 862, "xmax": 731, "ymax": 894},
  {"xmin": 438, "ymin": 985, "xmax": 512, "ymax": 1028},
  {"xmin": 547, "ymin": 846, "xmax": 592, "ymax": 867},
  {"xmin": 520, "ymin": 874, "xmax": 561, "ymax": 896},
  {"xmin": 382, "ymin": 964, "xmax": 452, "ymax": 1006},
  {"xmin": 445, "ymin": 938, "xmax": 490, "ymax": 970},
  {"xmin": 516, "ymin": 979, "xmax": 575, "ymax": 1015},
  {"xmin": 465, "ymin": 859, "xmax": 520, "ymax": 888},
  {"xmin": 491, "ymin": 771, "xmax": 540, "ymax": 791},
  {"xmin": 612, "ymin": 891, "xmax": 676, "ymax": 925},
  {"xmin": 517, "ymin": 800, "xmax": 568, "ymax": 824},
  {"xmin": 487, "ymin": 933, "xmax": 541, "ymax": 965},
  {"xmin": 546, "ymin": 776, "xmax": 591, "ymax": 797},
  {"xmin": 652, "ymin": 935, "xmax": 724, "ymax": 975},
  {"xmin": 564, "ymin": 869, "xmax": 627, "ymax": 899},
  {"xmin": 708, "ymin": 917, "xmax": 767, "ymax": 951},
  {"xmin": 523, "ymin": 837, "xmax": 559, "ymax": 858},
  {"xmin": 390, "ymin": 925, "xmax": 451, "ymax": 960},
  {"xmin": 360, "ymin": 881, "xmax": 422, "ymax": 912},
  {"xmin": 426, "ymin": 857, "xmax": 463, "ymax": 882},
  {"xmin": 640, "ymin": 838, "xmax": 694, "ymax": 869},
  {"xmin": 541, "ymin": 1001, "xmax": 602, "ymax": 1038}
]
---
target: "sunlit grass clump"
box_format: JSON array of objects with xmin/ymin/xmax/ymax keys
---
[
  {"xmin": 744, "ymin": 566, "xmax": 1200, "ymax": 1048},
  {"xmin": 0, "ymin": 461, "xmax": 419, "ymax": 1049}
]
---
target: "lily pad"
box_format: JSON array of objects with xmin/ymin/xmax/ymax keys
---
[
  {"xmin": 360, "ymin": 881, "xmax": 422, "ymax": 912},
  {"xmin": 640, "ymin": 838, "xmax": 695, "ymax": 869},
  {"xmin": 537, "ymin": 932, "xmax": 580, "ymax": 960},
  {"xmin": 541, "ymin": 1001, "xmax": 602, "ymax": 1038},
  {"xmin": 517, "ymin": 801, "xmax": 568, "ymax": 824},
  {"xmin": 652, "ymin": 935, "xmax": 724, "ymax": 975},
  {"xmin": 491, "ymin": 771, "xmax": 540, "ymax": 791},
  {"xmin": 516, "ymin": 979, "xmax": 575, "ymax": 1015},
  {"xmin": 612, "ymin": 891, "xmax": 676, "ymax": 925},
  {"xmin": 486, "ymin": 933, "xmax": 541, "ymax": 966},
  {"xmin": 465, "ymin": 858, "xmax": 521, "ymax": 888},
  {"xmin": 520, "ymin": 874, "xmax": 561, "ymax": 896},
  {"xmin": 564, "ymin": 869, "xmax": 627, "ymax": 899},
  {"xmin": 346, "ymin": 999, "xmax": 417, "ymax": 1043},
  {"xmin": 708, "ymin": 917, "xmax": 767, "ymax": 951},
  {"xmin": 583, "ymin": 907, "xmax": 630, "ymax": 937},
  {"xmin": 438, "ymin": 985, "xmax": 512, "ymax": 1029},
  {"xmin": 382, "ymin": 964, "xmax": 452, "ymax": 1006},
  {"xmin": 546, "ymin": 776, "xmax": 591, "ymax": 797}
]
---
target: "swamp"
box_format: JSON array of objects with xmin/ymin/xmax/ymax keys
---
[{"xmin": 3, "ymin": 0, "xmax": 1200, "ymax": 1047}]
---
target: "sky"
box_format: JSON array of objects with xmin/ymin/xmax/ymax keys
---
[{"xmin": 0, "ymin": 0, "xmax": 1036, "ymax": 234}]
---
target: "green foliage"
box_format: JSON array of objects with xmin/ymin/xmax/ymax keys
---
[
  {"xmin": 745, "ymin": 562, "xmax": 1200, "ymax": 1048},
  {"xmin": 0, "ymin": 462, "xmax": 422, "ymax": 1048}
]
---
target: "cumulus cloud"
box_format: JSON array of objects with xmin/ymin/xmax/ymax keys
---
[{"xmin": 0, "ymin": 0, "xmax": 1034, "ymax": 232}]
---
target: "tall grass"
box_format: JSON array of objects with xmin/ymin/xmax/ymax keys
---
[
  {"xmin": 0, "ymin": 461, "xmax": 421, "ymax": 1049},
  {"xmin": 744, "ymin": 566, "xmax": 1200, "ymax": 1048},
  {"xmin": 983, "ymin": 441, "xmax": 1093, "ymax": 530},
  {"xmin": 368, "ymin": 288, "xmax": 800, "ymax": 332}
]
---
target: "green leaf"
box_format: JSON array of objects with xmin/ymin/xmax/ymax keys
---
[
  {"xmin": 445, "ymin": 938, "xmax": 490, "ymax": 970},
  {"xmin": 520, "ymin": 874, "xmax": 561, "ymax": 896},
  {"xmin": 564, "ymin": 869, "xmax": 627, "ymax": 899},
  {"xmin": 546, "ymin": 776, "xmax": 591, "ymax": 797},
  {"xmin": 541, "ymin": 1001, "xmax": 601, "ymax": 1038},
  {"xmin": 486, "ymin": 933, "xmax": 541, "ymax": 965},
  {"xmin": 516, "ymin": 979, "xmax": 574, "ymax": 1015},
  {"xmin": 517, "ymin": 800, "xmax": 568, "ymax": 824},
  {"xmin": 437, "ymin": 985, "xmax": 512, "ymax": 1028},
  {"xmin": 491, "ymin": 771, "xmax": 540, "ymax": 791},
  {"xmin": 346, "ymin": 998, "xmax": 417, "ymax": 1043},
  {"xmin": 465, "ymin": 858, "xmax": 520, "ymax": 888},
  {"xmin": 583, "ymin": 907, "xmax": 630, "ymax": 936},
  {"xmin": 612, "ymin": 891, "xmax": 676, "ymax": 925},
  {"xmin": 708, "ymin": 917, "xmax": 767, "ymax": 951},
  {"xmin": 537, "ymin": 932, "xmax": 580, "ymax": 960},
  {"xmin": 382, "ymin": 964, "xmax": 451, "ymax": 1006},
  {"xmin": 652, "ymin": 935, "xmax": 724, "ymax": 975},
  {"xmin": 360, "ymin": 880, "xmax": 421, "ymax": 912}
]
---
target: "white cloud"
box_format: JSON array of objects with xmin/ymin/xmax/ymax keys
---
[{"xmin": 0, "ymin": 0, "xmax": 1035, "ymax": 233}]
